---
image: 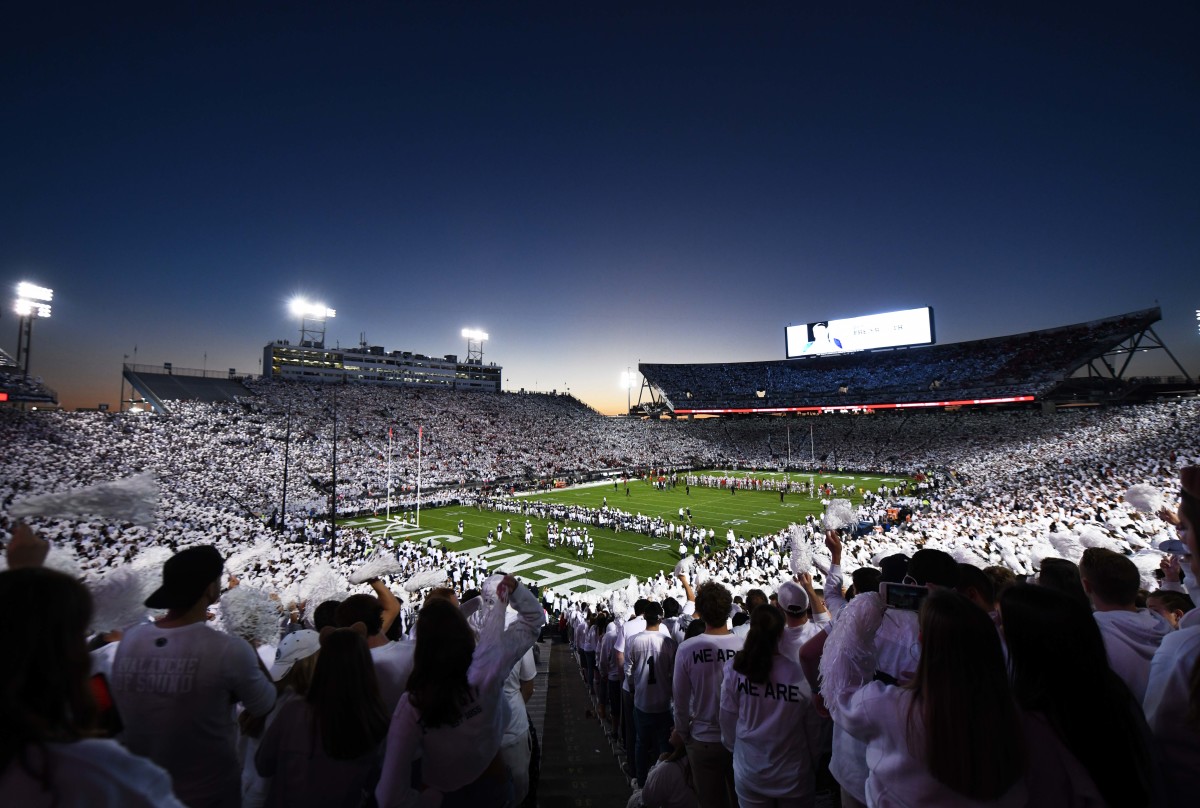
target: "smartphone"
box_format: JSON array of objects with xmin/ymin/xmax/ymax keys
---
[
  {"xmin": 879, "ymin": 582, "xmax": 929, "ymax": 611},
  {"xmin": 89, "ymin": 673, "xmax": 124, "ymax": 737}
]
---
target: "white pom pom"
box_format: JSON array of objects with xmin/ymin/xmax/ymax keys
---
[
  {"xmin": 219, "ymin": 586, "xmax": 282, "ymax": 646},
  {"xmin": 348, "ymin": 554, "xmax": 408, "ymax": 585},
  {"xmin": 10, "ymin": 472, "xmax": 159, "ymax": 526},
  {"xmin": 88, "ymin": 567, "xmax": 152, "ymax": 633},
  {"xmin": 404, "ymin": 568, "xmax": 447, "ymax": 592},
  {"xmin": 1075, "ymin": 525, "xmax": 1125, "ymax": 553},
  {"xmin": 673, "ymin": 555, "xmax": 695, "ymax": 578},
  {"xmin": 1048, "ymin": 532, "xmax": 1085, "ymax": 563},
  {"xmin": 789, "ymin": 525, "xmax": 811, "ymax": 576},
  {"xmin": 823, "ymin": 499, "xmax": 856, "ymax": 531},
  {"xmin": 1124, "ymin": 484, "xmax": 1163, "ymax": 514},
  {"xmin": 298, "ymin": 562, "xmax": 352, "ymax": 610},
  {"xmin": 130, "ymin": 546, "xmax": 172, "ymax": 576},
  {"xmin": 225, "ymin": 543, "xmax": 273, "ymax": 576}
]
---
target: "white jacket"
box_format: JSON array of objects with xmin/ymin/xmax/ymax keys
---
[{"xmin": 1092, "ymin": 608, "xmax": 1171, "ymax": 703}]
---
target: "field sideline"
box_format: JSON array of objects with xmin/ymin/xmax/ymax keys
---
[{"xmin": 341, "ymin": 470, "xmax": 909, "ymax": 595}]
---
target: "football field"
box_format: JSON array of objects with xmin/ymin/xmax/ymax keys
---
[{"xmin": 341, "ymin": 470, "xmax": 909, "ymax": 596}]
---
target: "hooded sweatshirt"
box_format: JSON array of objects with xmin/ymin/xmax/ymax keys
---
[{"xmin": 1092, "ymin": 608, "xmax": 1172, "ymax": 703}]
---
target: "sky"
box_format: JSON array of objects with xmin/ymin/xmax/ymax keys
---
[{"xmin": 2, "ymin": 2, "xmax": 1198, "ymax": 413}]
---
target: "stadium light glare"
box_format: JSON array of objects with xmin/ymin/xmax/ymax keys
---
[
  {"xmin": 17, "ymin": 282, "xmax": 53, "ymax": 302},
  {"xmin": 289, "ymin": 298, "xmax": 335, "ymax": 318},
  {"xmin": 461, "ymin": 328, "xmax": 489, "ymax": 341},
  {"xmin": 13, "ymin": 299, "xmax": 50, "ymax": 318}
]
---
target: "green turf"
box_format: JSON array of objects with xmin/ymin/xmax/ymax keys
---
[{"xmin": 341, "ymin": 470, "xmax": 910, "ymax": 595}]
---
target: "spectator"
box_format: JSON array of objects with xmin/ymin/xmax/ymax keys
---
[
  {"xmin": 111, "ymin": 545, "xmax": 276, "ymax": 808},
  {"xmin": 255, "ymin": 625, "xmax": 389, "ymax": 807},
  {"xmin": 1078, "ymin": 548, "xmax": 1171, "ymax": 702},
  {"xmin": 0, "ymin": 541, "xmax": 184, "ymax": 805},
  {"xmin": 1001, "ymin": 583, "xmax": 1154, "ymax": 806},
  {"xmin": 335, "ymin": 581, "xmax": 412, "ymax": 715},
  {"xmin": 720, "ymin": 604, "xmax": 823, "ymax": 807},
  {"xmin": 376, "ymin": 574, "xmax": 543, "ymax": 807},
  {"xmin": 240, "ymin": 629, "xmax": 320, "ymax": 808},
  {"xmin": 822, "ymin": 590, "xmax": 1026, "ymax": 806},
  {"xmin": 1145, "ymin": 589, "xmax": 1193, "ymax": 629},
  {"xmin": 776, "ymin": 574, "xmax": 830, "ymax": 662},
  {"xmin": 627, "ymin": 601, "xmax": 678, "ymax": 787},
  {"xmin": 673, "ymin": 581, "xmax": 743, "ymax": 808}
]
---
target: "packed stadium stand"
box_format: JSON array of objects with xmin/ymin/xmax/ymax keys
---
[{"xmin": 640, "ymin": 307, "xmax": 1170, "ymax": 413}]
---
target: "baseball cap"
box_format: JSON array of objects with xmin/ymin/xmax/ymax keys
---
[
  {"xmin": 270, "ymin": 630, "xmax": 320, "ymax": 681},
  {"xmin": 144, "ymin": 545, "xmax": 224, "ymax": 609},
  {"xmin": 777, "ymin": 581, "xmax": 809, "ymax": 616}
]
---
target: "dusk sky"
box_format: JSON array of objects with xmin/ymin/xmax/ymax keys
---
[{"xmin": 3, "ymin": 2, "xmax": 1197, "ymax": 413}]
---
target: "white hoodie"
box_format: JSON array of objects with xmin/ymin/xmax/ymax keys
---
[{"xmin": 1092, "ymin": 608, "xmax": 1172, "ymax": 703}]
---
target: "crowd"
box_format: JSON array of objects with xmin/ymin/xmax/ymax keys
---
[
  {"xmin": 562, "ymin": 472, "xmax": 1198, "ymax": 807},
  {"xmin": 1, "ymin": 375, "xmax": 1199, "ymax": 806}
]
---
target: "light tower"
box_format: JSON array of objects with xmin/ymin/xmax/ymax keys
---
[
  {"xmin": 621, "ymin": 367, "xmax": 637, "ymax": 414},
  {"xmin": 289, "ymin": 298, "xmax": 336, "ymax": 348},
  {"xmin": 13, "ymin": 282, "xmax": 53, "ymax": 377},
  {"xmin": 462, "ymin": 328, "xmax": 488, "ymax": 363}
]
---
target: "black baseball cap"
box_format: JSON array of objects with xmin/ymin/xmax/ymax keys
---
[{"xmin": 144, "ymin": 545, "xmax": 225, "ymax": 609}]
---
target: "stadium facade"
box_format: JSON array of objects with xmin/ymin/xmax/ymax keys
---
[
  {"xmin": 263, "ymin": 340, "xmax": 502, "ymax": 392},
  {"xmin": 637, "ymin": 307, "xmax": 1195, "ymax": 417}
]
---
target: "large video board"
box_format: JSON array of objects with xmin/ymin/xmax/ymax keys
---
[{"xmin": 785, "ymin": 306, "xmax": 934, "ymax": 358}]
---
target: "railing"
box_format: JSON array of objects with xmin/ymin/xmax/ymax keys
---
[{"xmin": 124, "ymin": 363, "xmax": 253, "ymax": 380}]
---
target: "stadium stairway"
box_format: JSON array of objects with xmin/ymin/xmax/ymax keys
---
[{"xmin": 531, "ymin": 633, "xmax": 633, "ymax": 808}]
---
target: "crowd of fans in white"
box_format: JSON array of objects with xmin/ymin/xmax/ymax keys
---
[{"xmin": 1, "ymin": 378, "xmax": 1198, "ymax": 807}]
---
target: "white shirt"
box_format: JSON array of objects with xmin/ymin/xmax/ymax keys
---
[
  {"xmin": 719, "ymin": 653, "xmax": 822, "ymax": 799},
  {"xmin": 111, "ymin": 621, "xmax": 276, "ymax": 808},
  {"xmin": 673, "ymin": 632, "xmax": 744, "ymax": 743},
  {"xmin": 372, "ymin": 639, "xmax": 416, "ymax": 716},
  {"xmin": 626, "ymin": 627, "xmax": 677, "ymax": 713},
  {"xmin": 618, "ymin": 615, "xmax": 647, "ymax": 692}
]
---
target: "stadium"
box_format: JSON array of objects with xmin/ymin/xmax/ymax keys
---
[{"xmin": 2, "ymin": 301, "xmax": 1198, "ymax": 807}]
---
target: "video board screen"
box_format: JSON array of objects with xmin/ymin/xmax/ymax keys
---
[{"xmin": 785, "ymin": 306, "xmax": 934, "ymax": 358}]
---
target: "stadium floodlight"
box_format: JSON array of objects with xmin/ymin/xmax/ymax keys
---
[
  {"xmin": 289, "ymin": 298, "xmax": 336, "ymax": 319},
  {"xmin": 14, "ymin": 281, "xmax": 54, "ymax": 377},
  {"xmin": 290, "ymin": 296, "xmax": 335, "ymax": 349},
  {"xmin": 17, "ymin": 282, "xmax": 53, "ymax": 303},
  {"xmin": 621, "ymin": 367, "xmax": 637, "ymax": 413},
  {"xmin": 463, "ymin": 328, "xmax": 488, "ymax": 363}
]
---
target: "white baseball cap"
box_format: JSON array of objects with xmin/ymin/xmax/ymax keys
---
[{"xmin": 270, "ymin": 629, "xmax": 320, "ymax": 681}]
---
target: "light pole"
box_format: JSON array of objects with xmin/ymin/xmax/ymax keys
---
[
  {"xmin": 289, "ymin": 297, "xmax": 336, "ymax": 348},
  {"xmin": 462, "ymin": 328, "xmax": 488, "ymax": 363},
  {"xmin": 621, "ymin": 368, "xmax": 636, "ymax": 414},
  {"xmin": 13, "ymin": 282, "xmax": 53, "ymax": 378}
]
